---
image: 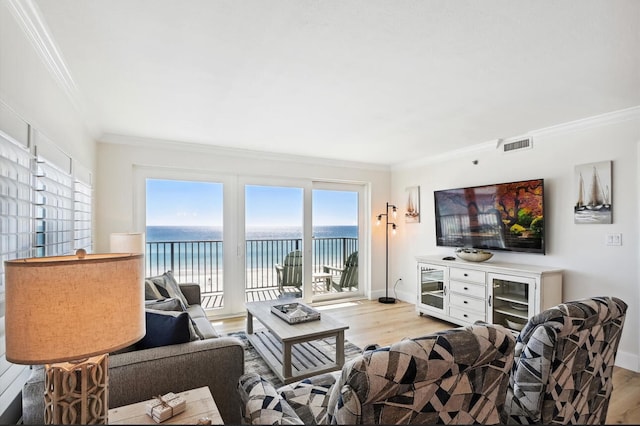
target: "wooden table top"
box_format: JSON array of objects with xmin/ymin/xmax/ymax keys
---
[
  {"xmin": 245, "ymin": 298, "xmax": 349, "ymax": 341},
  {"xmin": 108, "ymin": 386, "xmax": 222, "ymax": 425}
]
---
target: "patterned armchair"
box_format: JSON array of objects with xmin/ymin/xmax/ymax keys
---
[
  {"xmin": 502, "ymin": 296, "xmax": 627, "ymax": 425},
  {"xmin": 239, "ymin": 323, "xmax": 516, "ymax": 425}
]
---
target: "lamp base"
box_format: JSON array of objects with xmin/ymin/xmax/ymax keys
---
[
  {"xmin": 44, "ymin": 354, "xmax": 109, "ymax": 424},
  {"xmin": 378, "ymin": 296, "xmax": 396, "ymax": 304}
]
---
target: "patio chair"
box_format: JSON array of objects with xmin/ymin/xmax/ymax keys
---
[
  {"xmin": 323, "ymin": 251, "xmax": 358, "ymax": 292},
  {"xmin": 275, "ymin": 250, "xmax": 303, "ymax": 294},
  {"xmin": 502, "ymin": 296, "xmax": 627, "ymax": 425}
]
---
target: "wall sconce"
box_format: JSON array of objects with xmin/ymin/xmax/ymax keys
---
[{"xmin": 377, "ymin": 202, "xmax": 397, "ymax": 304}]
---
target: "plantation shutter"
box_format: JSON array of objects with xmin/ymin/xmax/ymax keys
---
[
  {"xmin": 73, "ymin": 172, "xmax": 93, "ymax": 252},
  {"xmin": 34, "ymin": 140, "xmax": 74, "ymax": 257},
  {"xmin": 0, "ymin": 107, "xmax": 94, "ymax": 422},
  {"xmin": 0, "ymin": 119, "xmax": 33, "ymax": 422}
]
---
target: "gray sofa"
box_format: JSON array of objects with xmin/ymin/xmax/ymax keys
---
[{"xmin": 22, "ymin": 283, "xmax": 244, "ymax": 424}]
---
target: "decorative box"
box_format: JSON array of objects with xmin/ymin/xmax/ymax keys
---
[
  {"xmin": 145, "ymin": 392, "xmax": 186, "ymax": 423},
  {"xmin": 271, "ymin": 302, "xmax": 321, "ymax": 324}
]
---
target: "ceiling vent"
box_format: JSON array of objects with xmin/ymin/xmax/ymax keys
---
[{"xmin": 502, "ymin": 137, "xmax": 533, "ymax": 153}]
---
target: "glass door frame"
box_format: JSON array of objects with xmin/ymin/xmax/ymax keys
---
[
  {"xmin": 311, "ymin": 181, "xmax": 367, "ymax": 302},
  {"xmin": 135, "ymin": 167, "xmax": 370, "ymax": 316},
  {"xmin": 133, "ymin": 165, "xmax": 239, "ymax": 316},
  {"xmin": 238, "ymin": 176, "xmax": 312, "ymax": 307}
]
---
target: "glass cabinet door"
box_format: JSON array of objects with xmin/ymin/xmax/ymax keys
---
[
  {"xmin": 418, "ymin": 263, "xmax": 447, "ymax": 314},
  {"xmin": 488, "ymin": 273, "xmax": 535, "ymax": 332}
]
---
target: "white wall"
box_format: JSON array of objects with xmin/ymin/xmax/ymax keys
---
[
  {"xmin": 95, "ymin": 137, "xmax": 391, "ymax": 301},
  {"xmin": 0, "ymin": 3, "xmax": 95, "ymax": 169},
  {"xmin": 390, "ymin": 109, "xmax": 640, "ymax": 371}
]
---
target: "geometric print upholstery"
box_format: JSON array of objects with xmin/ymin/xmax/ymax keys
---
[
  {"xmin": 238, "ymin": 323, "xmax": 516, "ymax": 425},
  {"xmin": 502, "ymin": 296, "xmax": 627, "ymax": 425}
]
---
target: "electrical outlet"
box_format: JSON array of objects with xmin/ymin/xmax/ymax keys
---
[{"xmin": 606, "ymin": 233, "xmax": 622, "ymax": 246}]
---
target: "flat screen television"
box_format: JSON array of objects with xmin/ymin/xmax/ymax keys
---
[{"xmin": 434, "ymin": 178, "xmax": 545, "ymax": 254}]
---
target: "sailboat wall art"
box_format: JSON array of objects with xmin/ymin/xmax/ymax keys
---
[
  {"xmin": 574, "ymin": 160, "xmax": 612, "ymax": 224},
  {"xmin": 405, "ymin": 186, "xmax": 420, "ymax": 223}
]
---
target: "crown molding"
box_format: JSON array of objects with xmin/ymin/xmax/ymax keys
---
[
  {"xmin": 6, "ymin": 0, "xmax": 100, "ymax": 137},
  {"xmin": 529, "ymin": 105, "xmax": 640, "ymax": 139},
  {"xmin": 100, "ymin": 133, "xmax": 391, "ymax": 172},
  {"xmin": 392, "ymin": 105, "xmax": 640, "ymax": 171}
]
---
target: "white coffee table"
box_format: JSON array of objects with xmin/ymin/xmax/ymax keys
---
[{"xmin": 245, "ymin": 299, "xmax": 349, "ymax": 384}]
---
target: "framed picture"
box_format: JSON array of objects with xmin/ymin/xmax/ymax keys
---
[
  {"xmin": 574, "ymin": 161, "xmax": 612, "ymax": 224},
  {"xmin": 405, "ymin": 186, "xmax": 420, "ymax": 223}
]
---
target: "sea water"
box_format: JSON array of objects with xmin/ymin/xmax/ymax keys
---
[{"xmin": 145, "ymin": 225, "xmax": 358, "ymax": 290}]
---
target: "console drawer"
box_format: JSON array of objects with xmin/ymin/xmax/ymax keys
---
[
  {"xmin": 449, "ymin": 280, "xmax": 485, "ymax": 299},
  {"xmin": 449, "ymin": 306, "xmax": 486, "ymax": 324},
  {"xmin": 450, "ymin": 294, "xmax": 486, "ymax": 313},
  {"xmin": 449, "ymin": 267, "xmax": 485, "ymax": 284}
]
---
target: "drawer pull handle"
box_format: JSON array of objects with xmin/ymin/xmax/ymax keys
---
[
  {"xmin": 463, "ymin": 314, "xmax": 468, "ymax": 318},
  {"xmin": 464, "ymin": 287, "xmax": 468, "ymax": 290},
  {"xmin": 463, "ymin": 301, "xmax": 468, "ymax": 304},
  {"xmin": 464, "ymin": 273, "xmax": 468, "ymax": 277}
]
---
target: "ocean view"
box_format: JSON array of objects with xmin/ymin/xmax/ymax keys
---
[
  {"xmin": 146, "ymin": 225, "xmax": 358, "ymax": 242},
  {"xmin": 145, "ymin": 225, "xmax": 359, "ymax": 292}
]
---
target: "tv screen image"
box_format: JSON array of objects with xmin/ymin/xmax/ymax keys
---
[{"xmin": 434, "ymin": 178, "xmax": 545, "ymax": 254}]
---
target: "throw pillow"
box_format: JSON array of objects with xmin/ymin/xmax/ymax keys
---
[
  {"xmin": 144, "ymin": 308, "xmax": 201, "ymax": 342},
  {"xmin": 146, "ymin": 271, "xmax": 190, "ymax": 309},
  {"xmin": 136, "ymin": 310, "xmax": 192, "ymax": 350},
  {"xmin": 144, "ymin": 279, "xmax": 165, "ymax": 300},
  {"xmin": 144, "ymin": 298, "xmax": 183, "ymax": 311}
]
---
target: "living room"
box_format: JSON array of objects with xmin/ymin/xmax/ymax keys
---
[{"xmin": 1, "ymin": 0, "xmax": 639, "ymax": 424}]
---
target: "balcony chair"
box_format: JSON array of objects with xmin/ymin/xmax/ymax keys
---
[
  {"xmin": 275, "ymin": 250, "xmax": 303, "ymax": 295},
  {"xmin": 239, "ymin": 322, "xmax": 516, "ymax": 425},
  {"xmin": 502, "ymin": 296, "xmax": 627, "ymax": 425},
  {"xmin": 323, "ymin": 250, "xmax": 358, "ymax": 292}
]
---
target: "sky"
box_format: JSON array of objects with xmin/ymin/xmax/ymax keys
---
[{"xmin": 146, "ymin": 179, "xmax": 358, "ymax": 227}]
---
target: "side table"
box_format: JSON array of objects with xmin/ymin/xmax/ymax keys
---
[{"xmin": 108, "ymin": 386, "xmax": 222, "ymax": 424}]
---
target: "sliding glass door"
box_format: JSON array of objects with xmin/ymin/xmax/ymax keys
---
[
  {"xmin": 312, "ymin": 185, "xmax": 362, "ymax": 301},
  {"xmin": 146, "ymin": 178, "xmax": 225, "ymax": 310},
  {"xmin": 243, "ymin": 184, "xmax": 305, "ymax": 302},
  {"xmin": 138, "ymin": 167, "xmax": 367, "ymax": 315}
]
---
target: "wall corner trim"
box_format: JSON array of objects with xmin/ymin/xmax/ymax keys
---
[{"xmin": 5, "ymin": 0, "xmax": 99, "ymax": 137}]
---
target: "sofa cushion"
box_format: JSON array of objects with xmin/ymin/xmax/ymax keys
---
[
  {"xmin": 146, "ymin": 271, "xmax": 190, "ymax": 309},
  {"xmin": 187, "ymin": 305, "xmax": 218, "ymax": 339},
  {"xmin": 137, "ymin": 309, "xmax": 197, "ymax": 350}
]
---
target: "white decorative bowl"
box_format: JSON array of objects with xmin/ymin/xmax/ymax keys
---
[
  {"xmin": 455, "ymin": 249, "xmax": 493, "ymax": 262},
  {"xmin": 506, "ymin": 318, "xmax": 526, "ymax": 331}
]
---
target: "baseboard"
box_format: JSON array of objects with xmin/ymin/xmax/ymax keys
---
[{"xmin": 615, "ymin": 350, "xmax": 639, "ymax": 372}]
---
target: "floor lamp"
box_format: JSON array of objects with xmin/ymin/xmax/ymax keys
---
[
  {"xmin": 4, "ymin": 251, "xmax": 145, "ymax": 424},
  {"xmin": 377, "ymin": 202, "xmax": 397, "ymax": 304}
]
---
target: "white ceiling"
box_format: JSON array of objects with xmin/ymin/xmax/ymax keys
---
[{"xmin": 32, "ymin": 0, "xmax": 640, "ymax": 165}]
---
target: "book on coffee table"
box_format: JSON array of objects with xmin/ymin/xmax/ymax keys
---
[{"xmin": 271, "ymin": 302, "xmax": 321, "ymax": 324}]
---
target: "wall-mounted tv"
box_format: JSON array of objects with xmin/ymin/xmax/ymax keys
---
[{"xmin": 434, "ymin": 178, "xmax": 545, "ymax": 254}]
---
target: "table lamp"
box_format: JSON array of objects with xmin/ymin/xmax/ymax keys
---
[
  {"xmin": 110, "ymin": 232, "xmax": 145, "ymax": 254},
  {"xmin": 4, "ymin": 251, "xmax": 145, "ymax": 424}
]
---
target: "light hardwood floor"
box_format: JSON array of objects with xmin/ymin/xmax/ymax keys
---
[{"xmin": 214, "ymin": 299, "xmax": 639, "ymax": 424}]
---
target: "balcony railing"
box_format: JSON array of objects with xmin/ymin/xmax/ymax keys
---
[{"xmin": 145, "ymin": 237, "xmax": 358, "ymax": 296}]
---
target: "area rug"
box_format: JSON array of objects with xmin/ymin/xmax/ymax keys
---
[{"xmin": 227, "ymin": 331, "xmax": 362, "ymax": 387}]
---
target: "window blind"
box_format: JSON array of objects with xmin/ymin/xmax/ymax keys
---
[
  {"xmin": 0, "ymin": 117, "xmax": 93, "ymax": 422},
  {"xmin": 34, "ymin": 158, "xmax": 74, "ymax": 257},
  {"xmin": 0, "ymin": 130, "xmax": 33, "ymax": 422},
  {"xmin": 74, "ymin": 178, "xmax": 92, "ymax": 252}
]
